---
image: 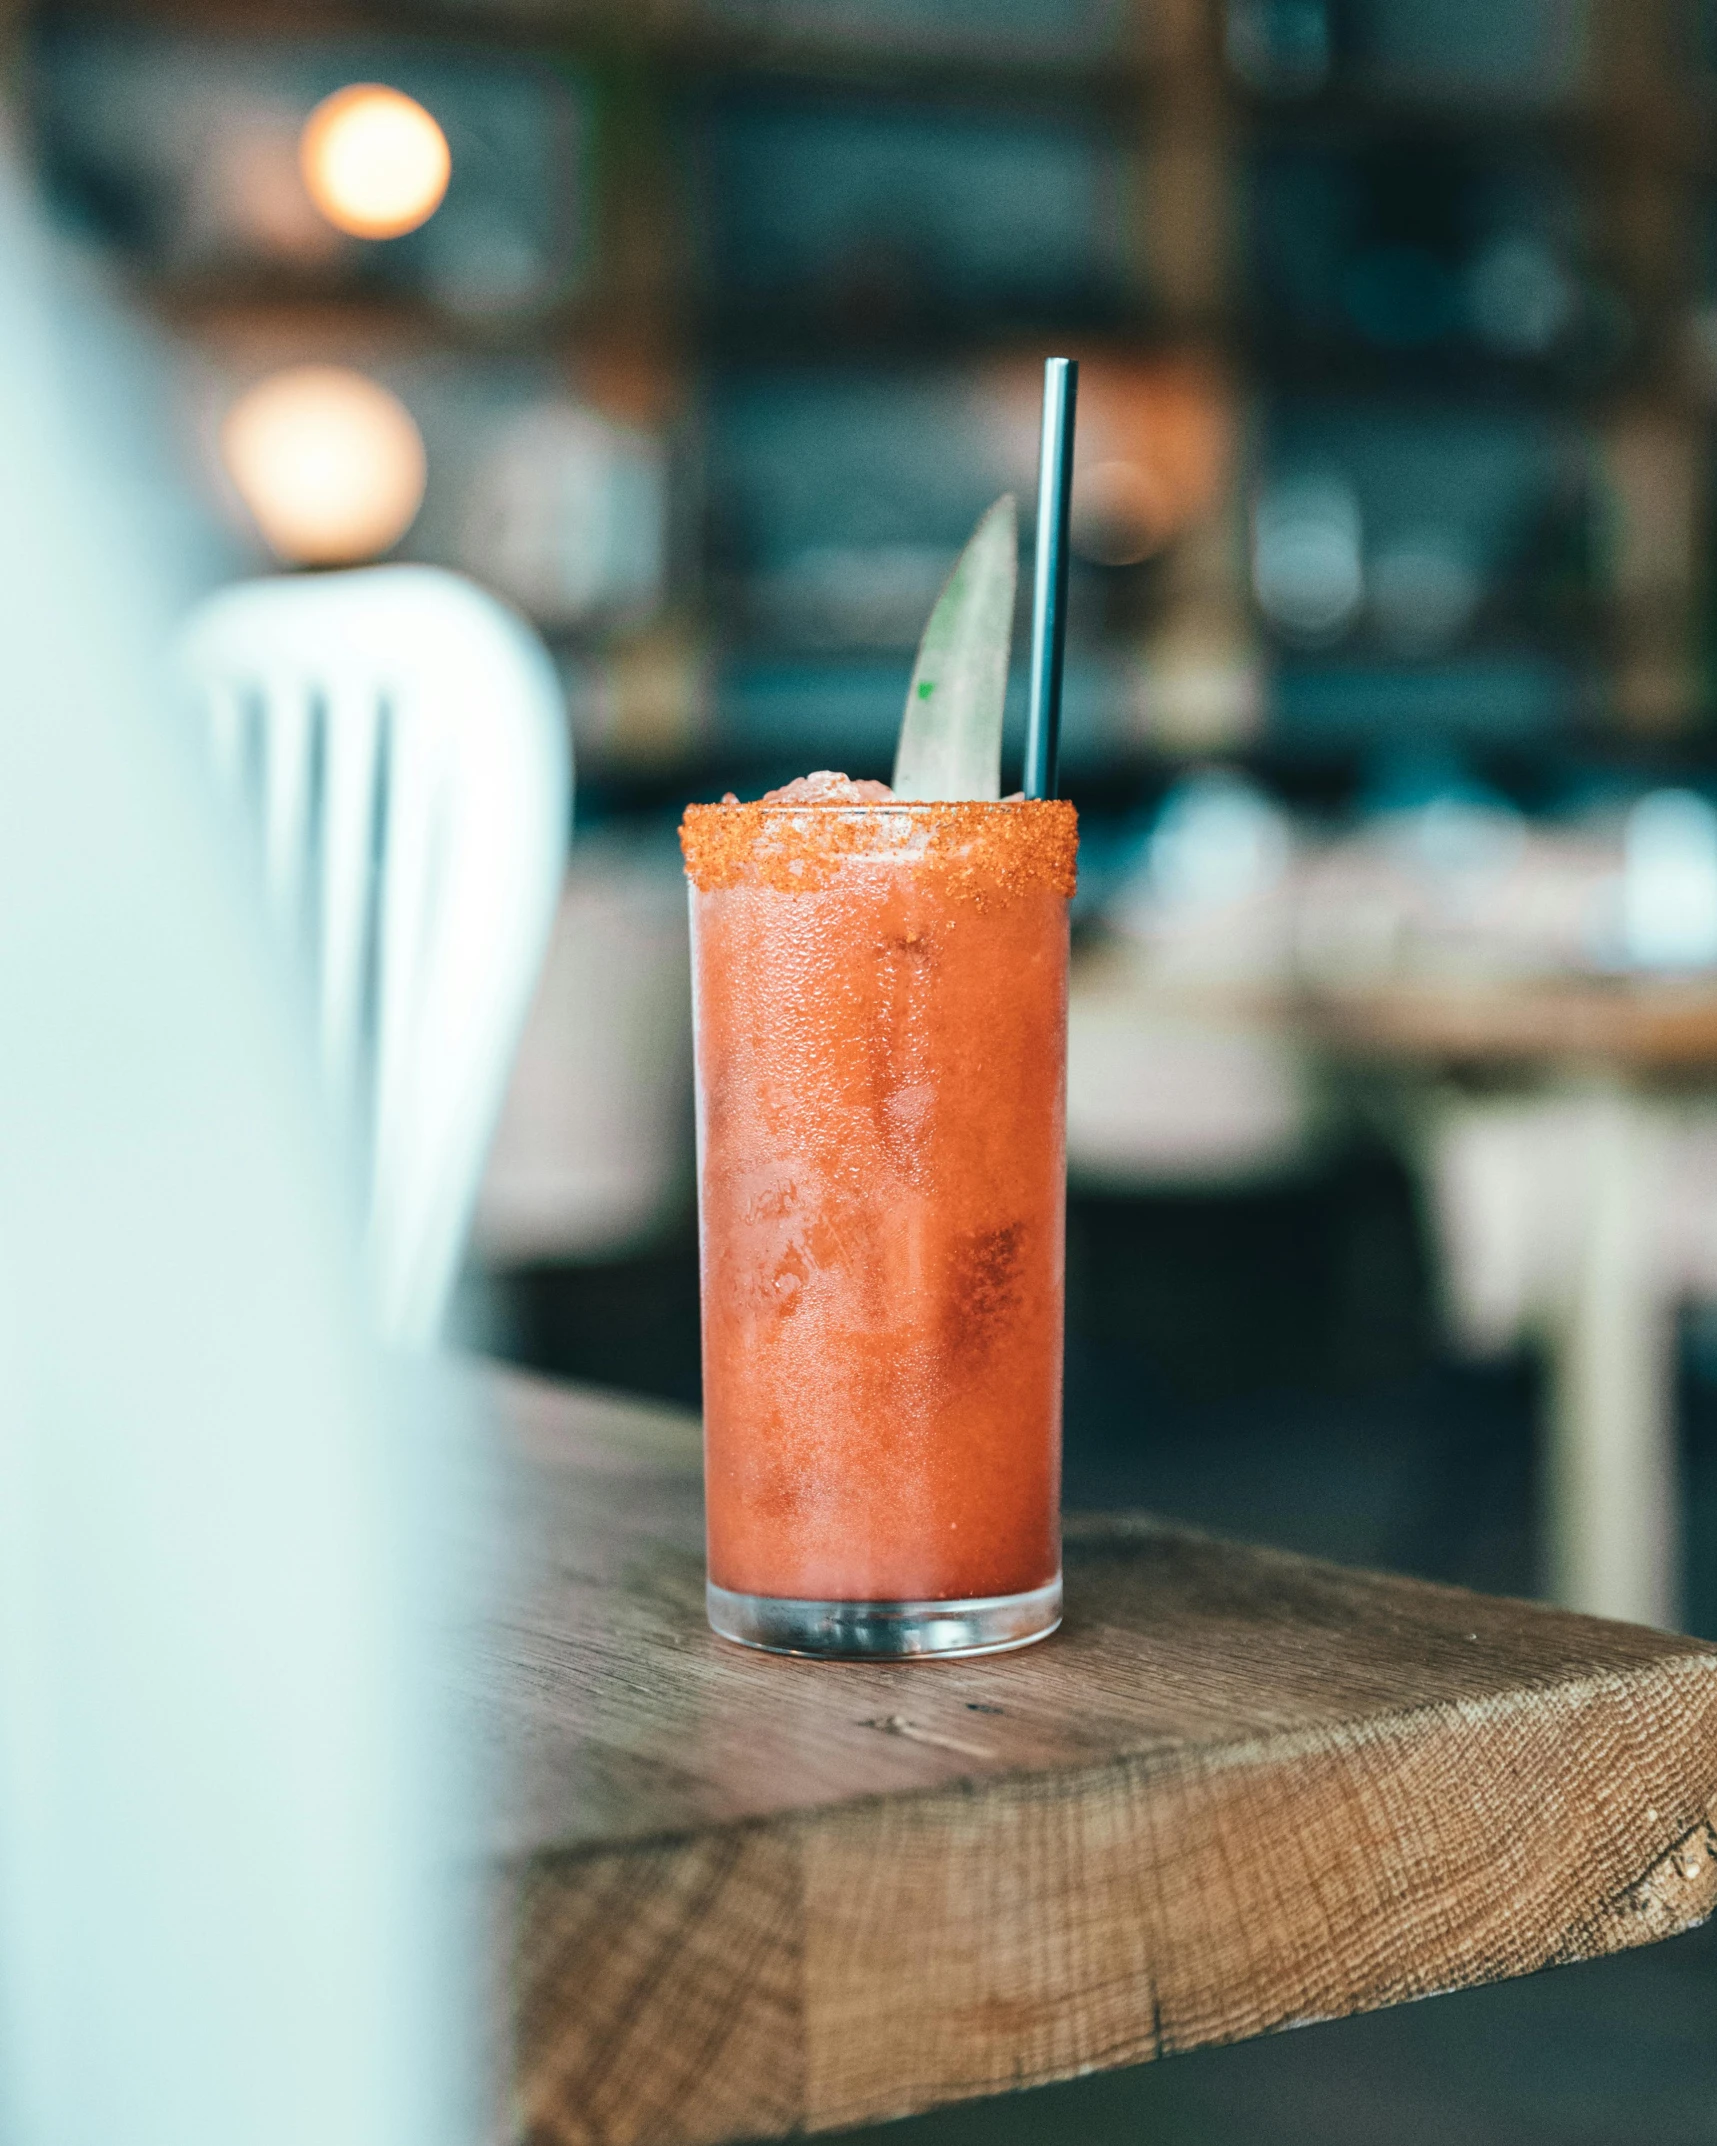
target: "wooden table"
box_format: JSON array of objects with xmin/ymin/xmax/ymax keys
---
[
  {"xmin": 1308, "ymin": 978, "xmax": 1717, "ymax": 1630},
  {"xmin": 468, "ymin": 1363, "xmax": 1717, "ymax": 2146}
]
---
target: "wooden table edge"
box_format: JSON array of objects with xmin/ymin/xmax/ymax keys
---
[{"xmin": 482, "ymin": 1366, "xmax": 1717, "ymax": 2146}]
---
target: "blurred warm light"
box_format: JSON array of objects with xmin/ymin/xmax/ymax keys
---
[
  {"xmin": 1073, "ymin": 458, "xmax": 1174, "ymax": 565},
  {"xmin": 998, "ymin": 354, "xmax": 1232, "ymax": 564},
  {"xmin": 221, "ymin": 365, "xmax": 427, "ymax": 566},
  {"xmin": 300, "ymin": 85, "xmax": 450, "ymax": 240}
]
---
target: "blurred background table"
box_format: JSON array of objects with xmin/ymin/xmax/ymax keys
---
[
  {"xmin": 1312, "ymin": 981, "xmax": 1717, "ymax": 1070},
  {"xmin": 1308, "ymin": 980, "xmax": 1717, "ymax": 1630},
  {"xmin": 474, "ymin": 1363, "xmax": 1717, "ymax": 2146}
]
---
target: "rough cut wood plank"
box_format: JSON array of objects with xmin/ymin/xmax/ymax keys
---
[{"xmin": 462, "ymin": 1364, "xmax": 1717, "ymax": 2146}]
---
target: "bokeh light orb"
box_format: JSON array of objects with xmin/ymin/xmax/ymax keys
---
[
  {"xmin": 300, "ymin": 85, "xmax": 450, "ymax": 240},
  {"xmin": 221, "ymin": 365, "xmax": 427, "ymax": 566},
  {"xmin": 1073, "ymin": 458, "xmax": 1176, "ymax": 566}
]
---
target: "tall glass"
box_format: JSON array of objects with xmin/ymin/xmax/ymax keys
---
[{"xmin": 680, "ymin": 795, "xmax": 1076, "ymax": 1657}]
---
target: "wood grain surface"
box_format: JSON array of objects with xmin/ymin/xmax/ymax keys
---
[{"xmin": 463, "ymin": 1364, "xmax": 1717, "ymax": 2146}]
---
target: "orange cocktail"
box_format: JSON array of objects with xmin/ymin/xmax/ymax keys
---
[{"xmin": 680, "ymin": 776, "xmax": 1077, "ymax": 1656}]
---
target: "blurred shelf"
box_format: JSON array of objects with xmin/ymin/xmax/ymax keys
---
[
  {"xmin": 146, "ymin": 287, "xmax": 696, "ymax": 367},
  {"xmin": 1234, "ymin": 83, "xmax": 1717, "ymax": 176},
  {"xmin": 37, "ymin": 0, "xmax": 1717, "ymax": 177},
  {"xmin": 30, "ymin": 0, "xmax": 1717, "ymax": 769},
  {"xmin": 33, "ymin": 0, "xmax": 1181, "ymax": 101},
  {"xmin": 146, "ymin": 285, "xmax": 1200, "ymax": 359},
  {"xmin": 140, "ymin": 280, "xmax": 1714, "ymax": 421}
]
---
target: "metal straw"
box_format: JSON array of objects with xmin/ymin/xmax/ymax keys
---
[{"xmin": 1024, "ymin": 356, "xmax": 1078, "ymax": 801}]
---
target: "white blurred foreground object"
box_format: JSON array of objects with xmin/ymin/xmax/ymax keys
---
[
  {"xmin": 0, "ymin": 163, "xmax": 466, "ymax": 2146},
  {"xmin": 180, "ymin": 565, "xmax": 570, "ymax": 1346}
]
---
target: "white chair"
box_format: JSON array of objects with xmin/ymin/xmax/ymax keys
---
[{"xmin": 178, "ymin": 565, "xmax": 570, "ymax": 1347}]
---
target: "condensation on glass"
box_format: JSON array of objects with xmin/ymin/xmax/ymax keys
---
[{"xmin": 681, "ymin": 795, "xmax": 1076, "ymax": 1657}]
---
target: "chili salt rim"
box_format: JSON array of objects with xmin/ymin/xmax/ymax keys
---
[{"xmin": 679, "ymin": 798, "xmax": 1078, "ymax": 900}]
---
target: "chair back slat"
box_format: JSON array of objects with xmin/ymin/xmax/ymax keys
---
[
  {"xmin": 178, "ymin": 567, "xmax": 570, "ymax": 1346},
  {"xmin": 260, "ymin": 674, "xmax": 318, "ymax": 941},
  {"xmin": 206, "ymin": 677, "xmax": 248, "ymax": 789},
  {"xmin": 316, "ymin": 679, "xmax": 385, "ymax": 1114},
  {"xmin": 372, "ymin": 695, "xmax": 450, "ymax": 1335}
]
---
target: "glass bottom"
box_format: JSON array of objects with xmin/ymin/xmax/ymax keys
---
[{"xmin": 706, "ymin": 1574, "xmax": 1061, "ymax": 1659}]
